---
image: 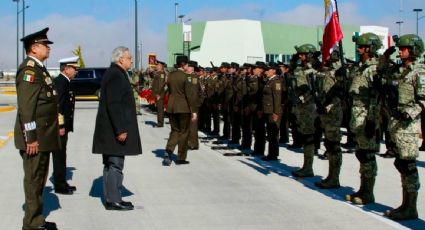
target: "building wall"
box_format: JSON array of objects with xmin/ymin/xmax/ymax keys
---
[{"xmin": 167, "ymin": 19, "xmax": 361, "ymax": 66}]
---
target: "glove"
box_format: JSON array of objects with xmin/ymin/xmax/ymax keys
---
[
  {"xmin": 364, "ymin": 119, "xmax": 376, "ymax": 139},
  {"xmin": 383, "ymin": 46, "xmax": 396, "ymax": 58},
  {"xmin": 391, "ymin": 110, "xmax": 412, "ymax": 122}
]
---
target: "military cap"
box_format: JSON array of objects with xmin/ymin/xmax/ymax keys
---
[
  {"xmin": 188, "ymin": 60, "xmax": 198, "ymax": 68},
  {"xmin": 220, "ymin": 62, "xmax": 231, "ymax": 68},
  {"xmin": 265, "ymin": 62, "xmax": 279, "ymax": 71},
  {"xmin": 205, "ymin": 67, "xmax": 213, "ymax": 72},
  {"xmin": 254, "ymin": 61, "xmax": 267, "ymax": 69},
  {"xmin": 230, "ymin": 62, "xmax": 239, "ymax": 69},
  {"xmin": 58, "ymin": 56, "xmax": 80, "ymax": 68},
  {"xmin": 243, "ymin": 63, "xmax": 253, "ymax": 68},
  {"xmin": 176, "ymin": 55, "xmax": 189, "ymax": 66},
  {"xmin": 21, "ymin": 27, "xmax": 53, "ymax": 50},
  {"xmin": 157, "ymin": 60, "xmax": 167, "ymax": 67}
]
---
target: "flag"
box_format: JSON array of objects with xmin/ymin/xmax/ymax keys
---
[
  {"xmin": 23, "ymin": 74, "xmax": 35, "ymax": 82},
  {"xmin": 321, "ymin": 0, "xmax": 343, "ymax": 63}
]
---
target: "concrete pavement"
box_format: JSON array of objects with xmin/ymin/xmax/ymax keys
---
[{"xmin": 0, "ymin": 94, "xmax": 424, "ymax": 229}]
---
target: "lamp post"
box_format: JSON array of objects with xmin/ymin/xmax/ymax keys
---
[
  {"xmin": 22, "ymin": 0, "xmax": 29, "ymax": 62},
  {"xmin": 413, "ymin": 8, "xmax": 424, "ymax": 35},
  {"xmin": 178, "ymin": 14, "xmax": 185, "ymax": 23},
  {"xmin": 395, "ymin": 21, "xmax": 403, "ymax": 35},
  {"xmin": 134, "ymin": 0, "xmax": 139, "ymax": 70},
  {"xmin": 175, "ymin": 3, "xmax": 179, "ymax": 23},
  {"xmin": 13, "ymin": 0, "xmax": 19, "ymax": 69}
]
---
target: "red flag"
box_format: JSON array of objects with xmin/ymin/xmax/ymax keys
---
[{"xmin": 321, "ymin": 0, "xmax": 343, "ymax": 63}]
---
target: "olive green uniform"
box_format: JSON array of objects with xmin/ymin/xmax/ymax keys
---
[
  {"xmin": 15, "ymin": 57, "xmax": 60, "ymax": 229},
  {"xmin": 151, "ymin": 70, "xmax": 167, "ymax": 126}
]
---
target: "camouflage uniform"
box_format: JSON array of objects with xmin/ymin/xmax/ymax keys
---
[
  {"xmin": 291, "ymin": 46, "xmax": 318, "ymax": 177},
  {"xmin": 382, "ymin": 34, "xmax": 424, "ymax": 220},
  {"xmin": 346, "ymin": 33, "xmax": 382, "ymax": 205},
  {"xmin": 314, "ymin": 60, "xmax": 344, "ymax": 188},
  {"xmin": 129, "ymin": 70, "xmax": 142, "ymax": 115}
]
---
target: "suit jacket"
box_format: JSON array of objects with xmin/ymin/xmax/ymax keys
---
[
  {"xmin": 92, "ymin": 63, "xmax": 142, "ymax": 156},
  {"xmin": 54, "ymin": 73, "xmax": 75, "ymax": 132},
  {"xmin": 14, "ymin": 57, "xmax": 60, "ymax": 151},
  {"xmin": 166, "ymin": 69, "xmax": 197, "ymax": 113}
]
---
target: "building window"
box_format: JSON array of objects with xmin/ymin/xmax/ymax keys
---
[{"xmin": 266, "ymin": 54, "xmax": 281, "ymax": 63}]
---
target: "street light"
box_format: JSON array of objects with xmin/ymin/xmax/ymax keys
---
[
  {"xmin": 13, "ymin": 0, "xmax": 19, "ymax": 69},
  {"xmin": 174, "ymin": 3, "xmax": 179, "ymax": 23},
  {"xmin": 134, "ymin": 0, "xmax": 139, "ymax": 70},
  {"xmin": 413, "ymin": 8, "xmax": 424, "ymax": 35},
  {"xmin": 22, "ymin": 0, "xmax": 29, "ymax": 62},
  {"xmin": 184, "ymin": 18, "xmax": 192, "ymax": 24},
  {"xmin": 178, "ymin": 14, "xmax": 185, "ymax": 23},
  {"xmin": 395, "ymin": 21, "xmax": 403, "ymax": 35}
]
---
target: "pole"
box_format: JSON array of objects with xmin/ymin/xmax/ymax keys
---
[
  {"xmin": 333, "ymin": 0, "xmax": 345, "ymax": 69},
  {"xmin": 22, "ymin": 0, "xmax": 25, "ymax": 62},
  {"xmin": 16, "ymin": 0, "xmax": 19, "ymax": 69},
  {"xmin": 175, "ymin": 3, "xmax": 178, "ymax": 23},
  {"xmin": 417, "ymin": 11, "xmax": 419, "ymax": 35},
  {"xmin": 134, "ymin": 0, "xmax": 139, "ymax": 70}
]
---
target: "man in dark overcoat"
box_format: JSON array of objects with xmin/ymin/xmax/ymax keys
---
[{"xmin": 92, "ymin": 46, "xmax": 142, "ymax": 211}]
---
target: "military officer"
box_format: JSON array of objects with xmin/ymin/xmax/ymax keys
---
[
  {"xmin": 277, "ymin": 62, "xmax": 290, "ymax": 144},
  {"xmin": 14, "ymin": 27, "xmax": 59, "ymax": 230},
  {"xmin": 241, "ymin": 63, "xmax": 257, "ymax": 151},
  {"xmin": 129, "ymin": 69, "xmax": 142, "ymax": 115},
  {"xmin": 151, "ymin": 61, "xmax": 168, "ymax": 127},
  {"xmin": 251, "ymin": 62, "xmax": 267, "ymax": 155},
  {"xmin": 187, "ymin": 61, "xmax": 202, "ymax": 150},
  {"xmin": 51, "ymin": 56, "xmax": 79, "ymax": 195},
  {"xmin": 164, "ymin": 56, "xmax": 197, "ymax": 165},
  {"xmin": 346, "ymin": 33, "xmax": 382, "ymax": 205},
  {"xmin": 314, "ymin": 51, "xmax": 344, "ymax": 189},
  {"xmin": 261, "ymin": 63, "xmax": 282, "ymax": 161},
  {"xmin": 229, "ymin": 62, "xmax": 244, "ymax": 145},
  {"xmin": 218, "ymin": 62, "xmax": 232, "ymax": 140},
  {"xmin": 381, "ymin": 34, "xmax": 424, "ymax": 220}
]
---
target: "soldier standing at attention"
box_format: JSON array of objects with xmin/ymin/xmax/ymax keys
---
[
  {"xmin": 261, "ymin": 63, "xmax": 282, "ymax": 161},
  {"xmin": 14, "ymin": 27, "xmax": 59, "ymax": 230},
  {"xmin": 51, "ymin": 56, "xmax": 79, "ymax": 195},
  {"xmin": 164, "ymin": 56, "xmax": 197, "ymax": 165},
  {"xmin": 151, "ymin": 61, "xmax": 168, "ymax": 127},
  {"xmin": 278, "ymin": 62, "xmax": 290, "ymax": 144},
  {"xmin": 129, "ymin": 69, "xmax": 142, "ymax": 115},
  {"xmin": 187, "ymin": 61, "xmax": 202, "ymax": 150},
  {"xmin": 381, "ymin": 34, "xmax": 424, "ymax": 220},
  {"xmin": 345, "ymin": 33, "xmax": 382, "ymax": 205},
  {"xmin": 229, "ymin": 62, "xmax": 243, "ymax": 146},
  {"xmin": 252, "ymin": 62, "xmax": 267, "ymax": 156},
  {"xmin": 290, "ymin": 44, "xmax": 318, "ymax": 178},
  {"xmin": 314, "ymin": 51, "xmax": 344, "ymax": 189}
]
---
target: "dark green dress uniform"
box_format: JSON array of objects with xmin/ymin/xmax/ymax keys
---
[
  {"xmin": 262, "ymin": 75, "xmax": 282, "ymax": 160},
  {"xmin": 230, "ymin": 72, "xmax": 246, "ymax": 145},
  {"xmin": 188, "ymin": 72, "xmax": 202, "ymax": 149},
  {"xmin": 241, "ymin": 74, "xmax": 259, "ymax": 150},
  {"xmin": 15, "ymin": 56, "xmax": 60, "ymax": 229},
  {"xmin": 151, "ymin": 70, "xmax": 167, "ymax": 127},
  {"xmin": 208, "ymin": 73, "xmax": 221, "ymax": 135},
  {"xmin": 165, "ymin": 68, "xmax": 197, "ymax": 162}
]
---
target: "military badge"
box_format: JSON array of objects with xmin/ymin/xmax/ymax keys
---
[
  {"xmin": 276, "ymin": 83, "xmax": 281, "ymax": 91},
  {"xmin": 45, "ymin": 77, "xmax": 52, "ymax": 85},
  {"xmin": 193, "ymin": 78, "xmax": 198, "ymax": 85},
  {"xmin": 23, "ymin": 71, "xmax": 35, "ymax": 82},
  {"xmin": 53, "ymin": 90, "xmax": 57, "ymax": 96},
  {"xmin": 161, "ymin": 74, "xmax": 164, "ymax": 79},
  {"xmin": 187, "ymin": 77, "xmax": 192, "ymax": 83},
  {"xmin": 47, "ymin": 92, "xmax": 51, "ymax": 97},
  {"xmin": 27, "ymin": 60, "xmax": 35, "ymax": 67}
]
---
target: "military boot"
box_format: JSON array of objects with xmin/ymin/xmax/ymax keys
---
[
  {"xmin": 315, "ymin": 153, "xmax": 342, "ymax": 189},
  {"xmin": 387, "ymin": 191, "xmax": 418, "ymax": 220},
  {"xmin": 292, "ymin": 143, "xmax": 314, "ymax": 177},
  {"xmin": 346, "ymin": 161, "xmax": 377, "ymax": 204}
]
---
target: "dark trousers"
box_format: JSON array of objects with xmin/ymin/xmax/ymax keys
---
[
  {"xmin": 254, "ymin": 113, "xmax": 266, "ymax": 155},
  {"xmin": 188, "ymin": 114, "xmax": 199, "ymax": 149},
  {"xmin": 289, "ymin": 111, "xmax": 301, "ymax": 145},
  {"xmin": 241, "ymin": 112, "xmax": 253, "ymax": 149},
  {"xmin": 231, "ymin": 108, "xmax": 242, "ymax": 143},
  {"xmin": 52, "ymin": 133, "xmax": 68, "ymax": 189},
  {"xmin": 211, "ymin": 105, "xmax": 220, "ymax": 135},
  {"xmin": 20, "ymin": 151, "xmax": 50, "ymax": 229},
  {"xmin": 314, "ymin": 117, "xmax": 323, "ymax": 151},
  {"xmin": 156, "ymin": 98, "xmax": 164, "ymax": 126},
  {"xmin": 102, "ymin": 155, "xmax": 125, "ymax": 203},
  {"xmin": 279, "ymin": 105, "xmax": 289, "ymax": 143},
  {"xmin": 266, "ymin": 115, "xmax": 281, "ymax": 157},
  {"xmin": 222, "ymin": 107, "xmax": 230, "ymax": 139},
  {"xmin": 166, "ymin": 113, "xmax": 191, "ymax": 160}
]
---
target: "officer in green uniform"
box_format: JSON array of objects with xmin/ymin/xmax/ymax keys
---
[
  {"xmin": 252, "ymin": 62, "xmax": 267, "ymax": 155},
  {"xmin": 129, "ymin": 69, "xmax": 142, "ymax": 115},
  {"xmin": 346, "ymin": 33, "xmax": 382, "ymax": 205},
  {"xmin": 230, "ymin": 62, "xmax": 244, "ymax": 145},
  {"xmin": 164, "ymin": 56, "xmax": 197, "ymax": 165},
  {"xmin": 151, "ymin": 61, "xmax": 168, "ymax": 127},
  {"xmin": 261, "ymin": 63, "xmax": 282, "ymax": 161},
  {"xmin": 290, "ymin": 44, "xmax": 318, "ymax": 178},
  {"xmin": 218, "ymin": 62, "xmax": 232, "ymax": 140},
  {"xmin": 187, "ymin": 61, "xmax": 202, "ymax": 150},
  {"xmin": 14, "ymin": 27, "xmax": 59, "ymax": 230},
  {"xmin": 241, "ymin": 64, "xmax": 257, "ymax": 151},
  {"xmin": 381, "ymin": 34, "xmax": 424, "ymax": 220},
  {"xmin": 314, "ymin": 51, "xmax": 344, "ymax": 189}
]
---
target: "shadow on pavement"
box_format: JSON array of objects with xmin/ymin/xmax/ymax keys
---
[
  {"xmin": 42, "ymin": 186, "xmax": 60, "ymax": 217},
  {"xmin": 89, "ymin": 176, "xmax": 134, "ymax": 204},
  {"xmin": 144, "ymin": 121, "xmax": 157, "ymax": 127},
  {"xmin": 48, "ymin": 167, "xmax": 77, "ymax": 186},
  {"xmin": 416, "ymin": 160, "xmax": 425, "ymax": 169}
]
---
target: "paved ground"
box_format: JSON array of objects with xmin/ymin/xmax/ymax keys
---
[{"xmin": 0, "ymin": 92, "xmax": 424, "ymax": 230}]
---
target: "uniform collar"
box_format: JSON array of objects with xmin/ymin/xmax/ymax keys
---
[
  {"xmin": 60, "ymin": 73, "xmax": 71, "ymax": 82},
  {"xmin": 28, "ymin": 55, "xmax": 44, "ymax": 67}
]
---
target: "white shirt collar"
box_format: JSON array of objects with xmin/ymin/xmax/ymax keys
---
[
  {"xmin": 61, "ymin": 73, "xmax": 71, "ymax": 82},
  {"xmin": 28, "ymin": 56, "xmax": 44, "ymax": 67}
]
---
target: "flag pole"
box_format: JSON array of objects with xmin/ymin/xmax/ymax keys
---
[{"xmin": 334, "ymin": 0, "xmax": 346, "ymax": 68}]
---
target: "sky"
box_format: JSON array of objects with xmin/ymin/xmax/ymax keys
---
[{"xmin": 0, "ymin": 0, "xmax": 424, "ymax": 70}]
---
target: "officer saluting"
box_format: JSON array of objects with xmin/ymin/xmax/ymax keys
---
[{"xmin": 14, "ymin": 27, "xmax": 59, "ymax": 230}]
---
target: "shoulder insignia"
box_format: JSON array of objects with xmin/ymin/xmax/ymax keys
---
[
  {"xmin": 193, "ymin": 78, "xmax": 198, "ymax": 85},
  {"xmin": 23, "ymin": 70, "xmax": 35, "ymax": 82},
  {"xmin": 275, "ymin": 83, "xmax": 281, "ymax": 91},
  {"xmin": 27, "ymin": 60, "xmax": 35, "ymax": 67},
  {"xmin": 45, "ymin": 77, "xmax": 52, "ymax": 85}
]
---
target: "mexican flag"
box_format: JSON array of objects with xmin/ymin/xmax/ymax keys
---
[
  {"xmin": 321, "ymin": 0, "xmax": 343, "ymax": 63},
  {"xmin": 23, "ymin": 74, "xmax": 35, "ymax": 82}
]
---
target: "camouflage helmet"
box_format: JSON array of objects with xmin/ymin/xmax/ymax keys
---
[
  {"xmin": 352, "ymin": 32, "xmax": 382, "ymax": 54},
  {"xmin": 295, "ymin": 44, "xmax": 317, "ymax": 54},
  {"xmin": 394, "ymin": 34, "xmax": 424, "ymax": 58}
]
